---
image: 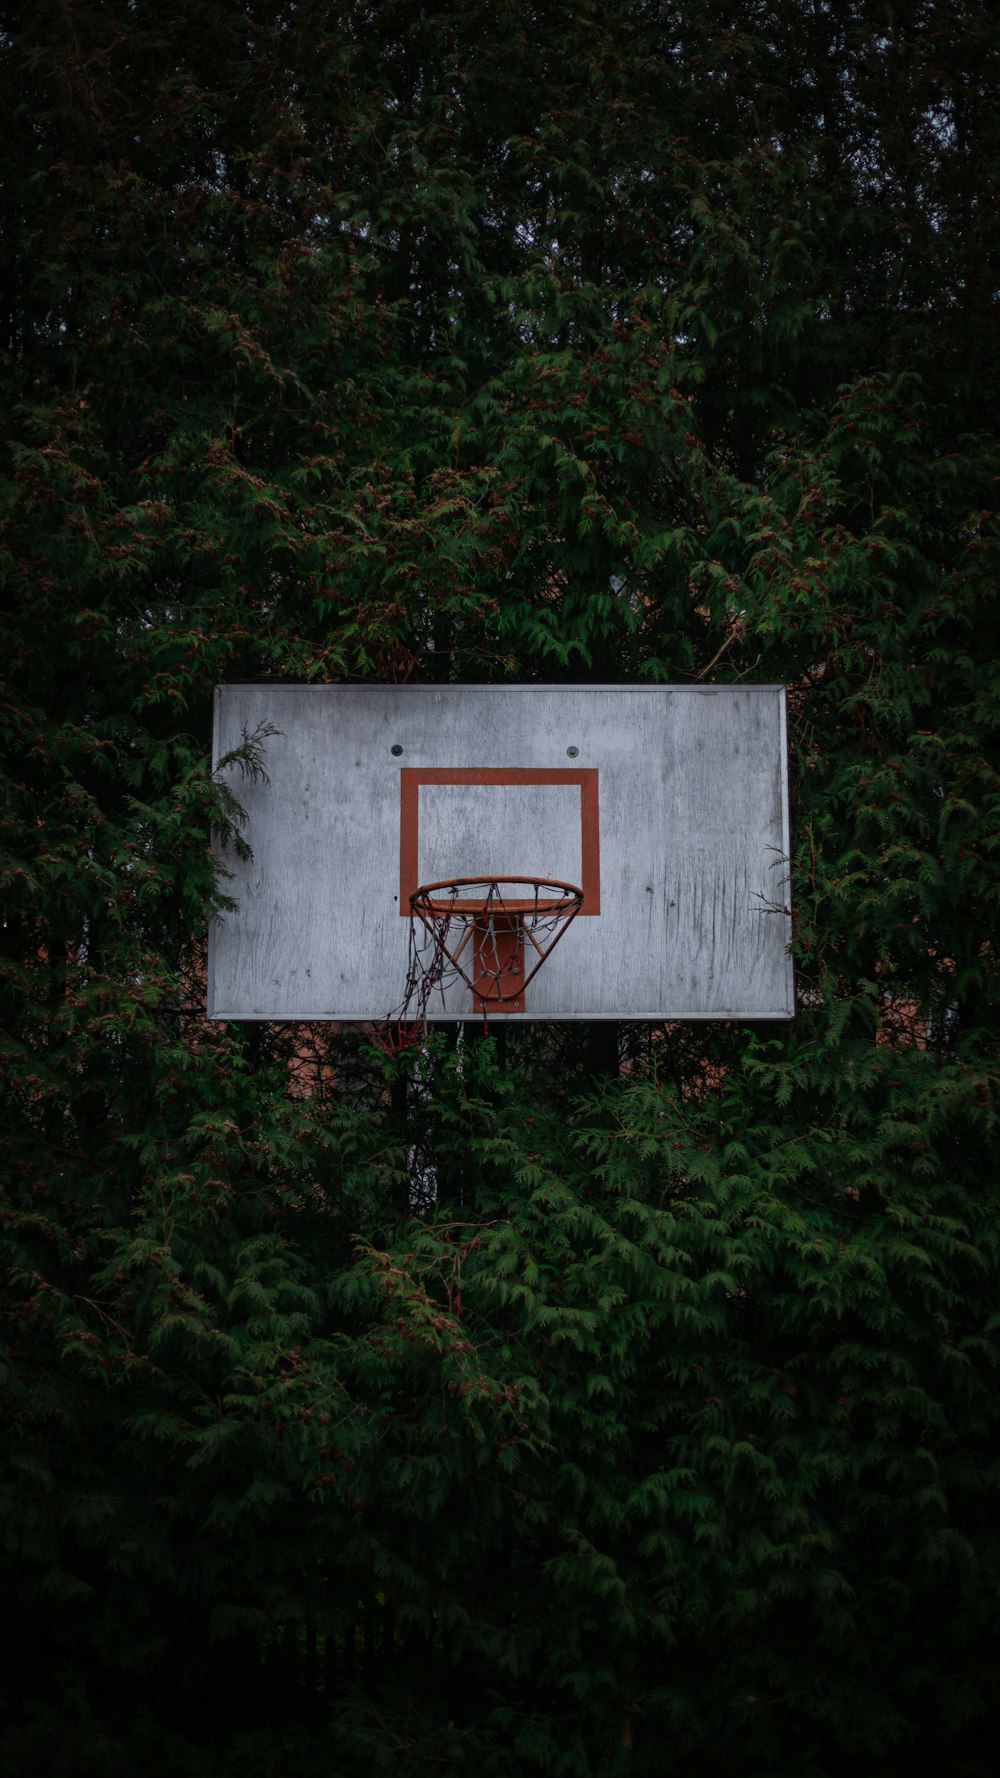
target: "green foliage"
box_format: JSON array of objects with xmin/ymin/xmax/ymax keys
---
[{"xmin": 1, "ymin": 1, "xmax": 999, "ymax": 1774}]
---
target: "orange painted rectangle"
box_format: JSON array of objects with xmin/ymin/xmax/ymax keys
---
[{"xmin": 399, "ymin": 767, "xmax": 600, "ymax": 915}]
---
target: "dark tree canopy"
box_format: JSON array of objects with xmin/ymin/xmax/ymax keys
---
[{"xmin": 1, "ymin": 3, "xmax": 999, "ymax": 1774}]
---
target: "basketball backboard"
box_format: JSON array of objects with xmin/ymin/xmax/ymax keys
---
[{"xmin": 208, "ymin": 685, "xmax": 793, "ymax": 1022}]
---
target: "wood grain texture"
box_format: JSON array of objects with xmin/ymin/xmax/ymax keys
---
[{"xmin": 208, "ymin": 685, "xmax": 794, "ymax": 1021}]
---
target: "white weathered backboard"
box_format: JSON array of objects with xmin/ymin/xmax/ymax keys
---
[{"xmin": 208, "ymin": 685, "xmax": 793, "ymax": 1021}]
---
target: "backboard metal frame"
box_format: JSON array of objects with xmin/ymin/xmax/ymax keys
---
[{"xmin": 207, "ymin": 683, "xmax": 794, "ymax": 1023}]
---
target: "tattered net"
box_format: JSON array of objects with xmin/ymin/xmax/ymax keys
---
[{"xmin": 368, "ymin": 876, "xmax": 583, "ymax": 1055}]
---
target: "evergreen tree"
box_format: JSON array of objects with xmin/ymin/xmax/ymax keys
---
[{"xmin": 1, "ymin": 2, "xmax": 998, "ymax": 1773}]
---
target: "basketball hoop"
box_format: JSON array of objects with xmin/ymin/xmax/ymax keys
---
[{"xmin": 370, "ymin": 876, "xmax": 584, "ymax": 1054}]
